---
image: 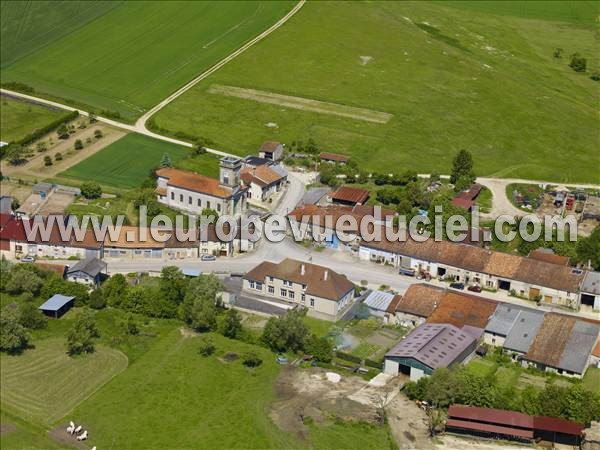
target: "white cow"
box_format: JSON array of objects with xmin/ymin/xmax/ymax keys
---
[
  {"xmin": 77, "ymin": 430, "xmax": 88, "ymax": 441},
  {"xmin": 91, "ymin": 447, "xmax": 97, "ymax": 450},
  {"xmin": 66, "ymin": 425, "xmax": 74, "ymax": 434},
  {"xmin": 69, "ymin": 421, "xmax": 75, "ymax": 428},
  {"xmin": 74, "ymin": 425, "xmax": 82, "ymax": 435}
]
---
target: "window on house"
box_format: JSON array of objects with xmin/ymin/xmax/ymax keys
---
[
  {"xmin": 256, "ymin": 282, "xmax": 263, "ymax": 290},
  {"xmin": 310, "ymin": 298, "xmax": 315, "ymax": 308},
  {"xmin": 280, "ymin": 289, "xmax": 287, "ymax": 297},
  {"xmin": 289, "ymin": 291, "xmax": 295, "ymax": 299},
  {"xmin": 179, "ymin": 194, "xmax": 183, "ymax": 202},
  {"xmin": 207, "ymin": 201, "xmax": 211, "ymax": 209},
  {"xmin": 301, "ymin": 294, "xmax": 305, "ymax": 302},
  {"xmin": 217, "ymin": 203, "xmax": 221, "ymax": 212},
  {"xmin": 249, "ymin": 281, "xmax": 255, "ymax": 289},
  {"xmin": 197, "ymin": 199, "xmax": 201, "ymax": 207},
  {"xmin": 268, "ymin": 286, "xmax": 274, "ymax": 294},
  {"xmin": 171, "ymin": 192, "xmax": 175, "ymax": 200},
  {"xmin": 188, "ymin": 196, "xmax": 192, "ymax": 205}
]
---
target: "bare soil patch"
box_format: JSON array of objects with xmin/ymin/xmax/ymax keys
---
[
  {"xmin": 36, "ymin": 192, "xmax": 75, "ymax": 216},
  {"xmin": 220, "ymin": 352, "xmax": 239, "ymax": 363},
  {"xmin": 270, "ymin": 366, "xmax": 398, "ymax": 441},
  {"xmin": 0, "ymin": 181, "xmax": 31, "ymax": 202},
  {"xmin": 208, "ymin": 84, "xmax": 393, "ymax": 124}
]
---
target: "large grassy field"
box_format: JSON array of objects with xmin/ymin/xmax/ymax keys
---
[
  {"xmin": 153, "ymin": 1, "xmax": 599, "ymax": 183},
  {"xmin": 0, "ymin": 96, "xmax": 70, "ymax": 143},
  {"xmin": 1, "ymin": 338, "xmax": 128, "ymax": 427},
  {"xmin": 0, "ymin": 1, "xmax": 122, "ymax": 68},
  {"xmin": 58, "ymin": 133, "xmax": 190, "ymax": 189},
  {"xmin": 72, "ymin": 329, "xmax": 394, "ymax": 449},
  {"xmin": 0, "ymin": 1, "xmax": 294, "ymax": 121}
]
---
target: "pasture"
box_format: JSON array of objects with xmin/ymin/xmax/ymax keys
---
[
  {"xmin": 0, "ymin": 96, "xmax": 69, "ymax": 143},
  {"xmin": 0, "ymin": 338, "xmax": 128, "ymax": 427},
  {"xmin": 153, "ymin": 1, "xmax": 599, "ymax": 183},
  {"xmin": 0, "ymin": 1, "xmax": 294, "ymax": 121},
  {"xmin": 58, "ymin": 133, "xmax": 189, "ymax": 189}
]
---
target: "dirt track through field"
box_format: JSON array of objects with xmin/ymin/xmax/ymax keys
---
[{"xmin": 208, "ymin": 84, "xmax": 393, "ymax": 124}]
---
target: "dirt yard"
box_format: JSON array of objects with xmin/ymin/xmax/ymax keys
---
[
  {"xmin": 1, "ymin": 121, "xmax": 126, "ymax": 182},
  {"xmin": 36, "ymin": 192, "xmax": 75, "ymax": 216},
  {"xmin": 0, "ymin": 181, "xmax": 31, "ymax": 202},
  {"xmin": 269, "ymin": 366, "xmax": 426, "ymax": 447}
]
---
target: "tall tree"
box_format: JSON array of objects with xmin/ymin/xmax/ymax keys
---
[
  {"xmin": 160, "ymin": 152, "xmax": 172, "ymax": 168},
  {"xmin": 450, "ymin": 149, "xmax": 476, "ymax": 187},
  {"xmin": 219, "ymin": 308, "xmax": 242, "ymax": 339},
  {"xmin": 0, "ymin": 307, "xmax": 29, "ymax": 353}
]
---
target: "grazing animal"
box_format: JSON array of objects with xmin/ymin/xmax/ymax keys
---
[
  {"xmin": 74, "ymin": 425, "xmax": 82, "ymax": 434},
  {"xmin": 91, "ymin": 447, "xmax": 97, "ymax": 450},
  {"xmin": 69, "ymin": 421, "xmax": 75, "ymax": 428},
  {"xmin": 77, "ymin": 430, "xmax": 88, "ymax": 441},
  {"xmin": 66, "ymin": 425, "xmax": 74, "ymax": 434}
]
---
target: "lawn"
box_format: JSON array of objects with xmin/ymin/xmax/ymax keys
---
[
  {"xmin": 0, "ymin": 96, "xmax": 69, "ymax": 143},
  {"xmin": 58, "ymin": 133, "xmax": 190, "ymax": 189},
  {"xmin": 0, "ymin": 337, "xmax": 128, "ymax": 427},
  {"xmin": 153, "ymin": 1, "xmax": 599, "ymax": 183},
  {"xmin": 0, "ymin": 1, "xmax": 294, "ymax": 121}
]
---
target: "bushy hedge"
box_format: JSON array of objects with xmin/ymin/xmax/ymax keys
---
[
  {"xmin": 364, "ymin": 358, "xmax": 383, "ymax": 369},
  {"xmin": 335, "ymin": 350, "xmax": 361, "ymax": 364},
  {"xmin": 4, "ymin": 110, "xmax": 79, "ymax": 149}
]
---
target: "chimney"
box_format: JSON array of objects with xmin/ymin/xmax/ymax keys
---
[
  {"xmin": 324, "ymin": 270, "xmax": 328, "ymax": 281},
  {"xmin": 301, "ymin": 264, "xmax": 305, "ymax": 276}
]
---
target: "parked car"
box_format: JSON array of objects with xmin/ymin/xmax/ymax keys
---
[
  {"xmin": 467, "ymin": 285, "xmax": 482, "ymax": 293},
  {"xmin": 20, "ymin": 255, "xmax": 36, "ymax": 263},
  {"xmin": 276, "ymin": 355, "xmax": 288, "ymax": 364},
  {"xmin": 449, "ymin": 282, "xmax": 465, "ymax": 290},
  {"xmin": 201, "ymin": 254, "xmax": 216, "ymax": 261}
]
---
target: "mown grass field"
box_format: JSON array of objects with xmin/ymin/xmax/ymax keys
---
[
  {"xmin": 58, "ymin": 133, "xmax": 190, "ymax": 189},
  {"xmin": 0, "ymin": 96, "xmax": 69, "ymax": 143},
  {"xmin": 1, "ymin": 338, "xmax": 128, "ymax": 427},
  {"xmin": 153, "ymin": 1, "xmax": 599, "ymax": 183},
  {"xmin": 0, "ymin": 1, "xmax": 294, "ymax": 121}
]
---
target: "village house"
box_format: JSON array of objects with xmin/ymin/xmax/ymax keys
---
[
  {"xmin": 319, "ymin": 152, "xmax": 349, "ymax": 165},
  {"xmin": 484, "ymin": 304, "xmax": 545, "ymax": 352},
  {"xmin": 240, "ymin": 164, "xmax": 287, "ymax": 202},
  {"xmin": 358, "ymin": 235, "xmax": 586, "ymax": 309},
  {"xmin": 393, "ymin": 283, "xmax": 444, "ymax": 327},
  {"xmin": 155, "ymin": 157, "xmax": 248, "ymax": 216},
  {"xmin": 580, "ymin": 271, "xmax": 600, "ymax": 311},
  {"xmin": 451, "ymin": 183, "xmax": 483, "ymax": 211},
  {"xmin": 66, "ymin": 257, "xmax": 107, "ymax": 287},
  {"xmin": 242, "ymin": 258, "xmax": 355, "ymax": 321},
  {"xmin": 258, "ymin": 141, "xmax": 284, "ymax": 161}
]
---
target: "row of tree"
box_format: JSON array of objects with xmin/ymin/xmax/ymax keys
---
[{"xmin": 404, "ymin": 365, "xmax": 600, "ymax": 426}]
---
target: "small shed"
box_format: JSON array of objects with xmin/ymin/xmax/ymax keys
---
[
  {"xmin": 32, "ymin": 182, "xmax": 54, "ymax": 198},
  {"xmin": 66, "ymin": 257, "xmax": 107, "ymax": 287},
  {"xmin": 38, "ymin": 294, "xmax": 75, "ymax": 318}
]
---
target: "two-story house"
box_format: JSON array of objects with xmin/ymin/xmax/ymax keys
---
[{"xmin": 242, "ymin": 258, "xmax": 355, "ymax": 321}]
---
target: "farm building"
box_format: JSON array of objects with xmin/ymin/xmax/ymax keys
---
[
  {"xmin": 258, "ymin": 141, "xmax": 284, "ymax": 161},
  {"xmin": 0, "ymin": 196, "xmax": 12, "ymax": 214},
  {"xmin": 329, "ymin": 186, "xmax": 369, "ymax": 207},
  {"xmin": 362, "ymin": 290, "xmax": 401, "ymax": 324},
  {"xmin": 243, "ymin": 259, "xmax": 355, "ymax": 321},
  {"xmin": 38, "ymin": 294, "xmax": 75, "ymax": 318},
  {"xmin": 446, "ymin": 405, "xmax": 584, "ymax": 446},
  {"xmin": 484, "ymin": 304, "xmax": 544, "ymax": 352},
  {"xmin": 155, "ymin": 157, "xmax": 248, "ymax": 216},
  {"xmin": 425, "ymin": 290, "xmax": 498, "ymax": 333},
  {"xmin": 451, "ymin": 183, "xmax": 483, "ymax": 211},
  {"xmin": 528, "ymin": 248, "xmax": 570, "ymax": 266},
  {"xmin": 522, "ymin": 313, "xmax": 600, "ymax": 378},
  {"xmin": 580, "ymin": 271, "xmax": 600, "ymax": 311},
  {"xmin": 383, "ymin": 323, "xmax": 478, "ymax": 381},
  {"xmin": 66, "ymin": 257, "xmax": 107, "ymax": 287},
  {"xmin": 319, "ymin": 152, "xmax": 349, "ymax": 164},
  {"xmin": 242, "ymin": 155, "xmax": 276, "ymax": 168}
]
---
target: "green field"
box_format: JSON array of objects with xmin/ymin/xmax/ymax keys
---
[
  {"xmin": 0, "ymin": 1, "xmax": 122, "ymax": 68},
  {"xmin": 153, "ymin": 1, "xmax": 599, "ymax": 183},
  {"xmin": 0, "ymin": 1, "xmax": 294, "ymax": 121},
  {"xmin": 58, "ymin": 133, "xmax": 191, "ymax": 189},
  {"xmin": 0, "ymin": 96, "xmax": 69, "ymax": 143},
  {"xmin": 1, "ymin": 338, "xmax": 128, "ymax": 427}
]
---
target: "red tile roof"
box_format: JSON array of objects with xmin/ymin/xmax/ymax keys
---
[
  {"xmin": 426, "ymin": 290, "xmax": 498, "ymax": 329},
  {"xmin": 319, "ymin": 152, "xmax": 349, "ymax": 162},
  {"xmin": 330, "ymin": 186, "xmax": 370, "ymax": 205},
  {"xmin": 451, "ymin": 197, "xmax": 475, "ymax": 210},
  {"xmin": 156, "ymin": 168, "xmax": 233, "ymax": 198},
  {"xmin": 260, "ymin": 141, "xmax": 281, "ymax": 152},
  {"xmin": 240, "ymin": 165, "xmax": 284, "ymax": 187},
  {"xmin": 528, "ymin": 249, "xmax": 570, "ymax": 266},
  {"xmin": 449, "ymin": 405, "xmax": 533, "ymax": 429}
]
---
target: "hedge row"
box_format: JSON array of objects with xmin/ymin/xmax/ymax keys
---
[
  {"xmin": 335, "ymin": 351, "xmax": 361, "ymax": 364},
  {"xmin": 364, "ymin": 358, "xmax": 383, "ymax": 369},
  {"xmin": 6, "ymin": 109, "xmax": 79, "ymax": 149}
]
